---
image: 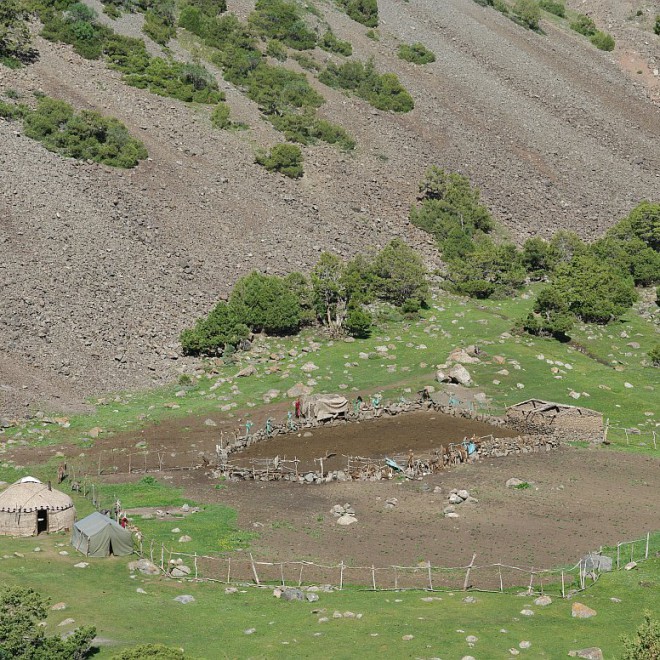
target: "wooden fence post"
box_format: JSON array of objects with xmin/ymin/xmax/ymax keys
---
[
  {"xmin": 371, "ymin": 565, "xmax": 376, "ymax": 591},
  {"xmin": 339, "ymin": 561, "xmax": 344, "ymax": 591},
  {"xmin": 630, "ymin": 541, "xmax": 634, "ymax": 564},
  {"xmin": 427, "ymin": 563, "xmax": 433, "ymax": 591},
  {"xmin": 652, "ymin": 431, "xmax": 657, "ymax": 450},
  {"xmin": 227, "ymin": 558, "xmax": 231, "ymax": 584},
  {"xmin": 280, "ymin": 563, "xmax": 285, "ymax": 587},
  {"xmin": 393, "ymin": 566, "xmax": 398, "ymax": 590},
  {"xmin": 561, "ymin": 571, "xmax": 565, "ymax": 598},
  {"xmin": 616, "ymin": 543, "xmax": 621, "ymax": 569},
  {"xmin": 528, "ymin": 568, "xmax": 534, "ymax": 594},
  {"xmin": 194, "ymin": 553, "xmax": 198, "ymax": 579},
  {"xmin": 645, "ymin": 532, "xmax": 650, "ymax": 560},
  {"xmin": 498, "ymin": 564, "xmax": 503, "ymax": 593},
  {"xmin": 463, "ymin": 554, "xmax": 476, "ymax": 591},
  {"xmin": 298, "ymin": 563, "xmax": 304, "ymax": 587},
  {"xmin": 249, "ymin": 553, "xmax": 260, "ymax": 585}
]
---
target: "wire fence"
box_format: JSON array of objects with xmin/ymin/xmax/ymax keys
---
[{"xmin": 604, "ymin": 420, "xmax": 658, "ymax": 450}]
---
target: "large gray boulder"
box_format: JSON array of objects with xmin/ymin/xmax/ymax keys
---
[
  {"xmin": 281, "ymin": 588, "xmax": 304, "ymax": 602},
  {"xmin": 449, "ymin": 364, "xmax": 472, "ymax": 386}
]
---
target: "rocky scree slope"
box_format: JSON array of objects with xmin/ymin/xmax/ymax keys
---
[{"xmin": 0, "ymin": 0, "xmax": 659, "ymax": 415}]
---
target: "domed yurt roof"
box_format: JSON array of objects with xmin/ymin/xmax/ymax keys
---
[{"xmin": 0, "ymin": 478, "xmax": 74, "ymax": 513}]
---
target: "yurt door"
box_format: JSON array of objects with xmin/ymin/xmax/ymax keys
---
[{"xmin": 37, "ymin": 509, "xmax": 48, "ymax": 534}]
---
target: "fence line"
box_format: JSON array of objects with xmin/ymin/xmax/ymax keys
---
[
  {"xmin": 604, "ymin": 419, "xmax": 658, "ymax": 450},
  {"xmin": 128, "ymin": 531, "xmax": 657, "ymax": 597}
]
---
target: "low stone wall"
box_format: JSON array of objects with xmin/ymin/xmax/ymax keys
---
[{"xmin": 477, "ymin": 433, "xmax": 561, "ymax": 459}]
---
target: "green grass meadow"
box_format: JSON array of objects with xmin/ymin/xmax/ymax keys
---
[{"xmin": 0, "ymin": 533, "xmax": 658, "ymax": 658}]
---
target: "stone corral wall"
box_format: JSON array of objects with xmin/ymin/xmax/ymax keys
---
[
  {"xmin": 505, "ymin": 404, "xmax": 604, "ymax": 443},
  {"xmin": 210, "ymin": 399, "xmax": 565, "ymax": 485}
]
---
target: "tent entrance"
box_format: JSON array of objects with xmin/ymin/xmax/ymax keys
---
[{"xmin": 36, "ymin": 509, "xmax": 48, "ymax": 534}]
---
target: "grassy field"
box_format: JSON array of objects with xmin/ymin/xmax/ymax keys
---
[
  {"xmin": 2, "ymin": 286, "xmax": 657, "ymax": 454},
  {"xmin": 0, "ymin": 532, "xmax": 657, "ymax": 659}
]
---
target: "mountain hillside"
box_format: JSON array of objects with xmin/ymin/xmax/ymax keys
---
[{"xmin": 1, "ymin": 0, "xmax": 658, "ymax": 416}]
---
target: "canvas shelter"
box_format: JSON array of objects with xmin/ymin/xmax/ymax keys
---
[
  {"xmin": 71, "ymin": 511, "xmax": 133, "ymax": 557},
  {"xmin": 301, "ymin": 394, "xmax": 349, "ymax": 421},
  {"xmin": 0, "ymin": 477, "xmax": 75, "ymax": 536}
]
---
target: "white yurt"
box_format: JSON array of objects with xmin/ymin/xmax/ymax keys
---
[{"xmin": 0, "ymin": 477, "xmax": 75, "ymax": 536}]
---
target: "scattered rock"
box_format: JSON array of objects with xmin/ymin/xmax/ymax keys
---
[
  {"xmin": 336, "ymin": 514, "xmax": 357, "ymax": 526},
  {"xmin": 131, "ymin": 558, "xmax": 160, "ymax": 575},
  {"xmin": 244, "ymin": 628, "xmax": 256, "ymax": 635},
  {"xmin": 520, "ymin": 609, "xmax": 534, "ymax": 616},
  {"xmin": 506, "ymin": 478, "xmax": 525, "ymax": 488},
  {"xmin": 170, "ymin": 565, "xmax": 192, "ymax": 578},
  {"xmin": 519, "ymin": 640, "xmax": 531, "ymax": 649},
  {"xmin": 51, "ymin": 602, "xmax": 67, "ymax": 611},
  {"xmin": 136, "ymin": 588, "xmax": 147, "ymax": 594},
  {"xmin": 534, "ymin": 595, "xmax": 552, "ymax": 606},
  {"xmin": 572, "ymin": 603, "xmax": 597, "ymax": 618},
  {"xmin": 178, "ymin": 535, "xmax": 192, "ymax": 543},
  {"xmin": 282, "ymin": 588, "xmax": 304, "ymax": 602},
  {"xmin": 449, "ymin": 364, "xmax": 472, "ymax": 386},
  {"xmin": 74, "ymin": 562, "xmax": 89, "ymax": 569},
  {"xmin": 235, "ymin": 365, "xmax": 257, "ymax": 378},
  {"xmin": 306, "ymin": 593, "xmax": 319, "ymax": 603},
  {"xmin": 568, "ymin": 648, "xmax": 604, "ymax": 660},
  {"xmin": 204, "ymin": 418, "xmax": 216, "ymax": 426},
  {"xmin": 624, "ymin": 561, "xmax": 637, "ymax": 571},
  {"xmin": 402, "ymin": 635, "xmax": 414, "ymax": 641},
  {"xmin": 58, "ymin": 618, "xmax": 75, "ymax": 627},
  {"xmin": 173, "ymin": 595, "xmax": 195, "ymax": 604}
]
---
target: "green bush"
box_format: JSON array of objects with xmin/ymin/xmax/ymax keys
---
[
  {"xmin": 266, "ymin": 38, "xmax": 288, "ymax": 60},
  {"xmin": 493, "ymin": 0, "xmax": 509, "ymax": 13},
  {"xmin": 398, "ymin": 42, "xmax": 436, "ymax": 65},
  {"xmin": 522, "ymin": 285, "xmax": 574, "ymax": 338},
  {"xmin": 255, "ymin": 143, "xmax": 304, "ymax": 178},
  {"xmin": 621, "ymin": 611, "xmax": 660, "ymax": 659},
  {"xmin": 655, "ymin": 15, "xmax": 660, "ymax": 35},
  {"xmin": 447, "ymin": 238, "xmax": 526, "ymax": 299},
  {"xmin": 292, "ymin": 52, "xmax": 321, "ymax": 71},
  {"xmin": 143, "ymin": 5, "xmax": 177, "ymax": 46},
  {"xmin": 248, "ymin": 0, "xmax": 316, "ymax": 50},
  {"xmin": 649, "ymin": 345, "xmax": 660, "ymax": 367},
  {"xmin": 268, "ymin": 109, "xmax": 354, "ymax": 149},
  {"xmin": 112, "ymin": 643, "xmax": 191, "ymax": 659},
  {"xmin": 0, "ymin": 0, "xmax": 32, "ymax": 62},
  {"xmin": 539, "ymin": 0, "xmax": 564, "ymax": 16},
  {"xmin": 21, "ymin": 96, "xmax": 148, "ymax": 167},
  {"xmin": 210, "ymin": 101, "xmax": 231, "ymax": 128},
  {"xmin": 180, "ymin": 302, "xmax": 250, "ymax": 356},
  {"xmin": 319, "ymin": 30, "xmax": 352, "ymax": 56},
  {"xmin": 512, "ymin": 0, "xmax": 541, "ymax": 30},
  {"xmin": 319, "ymin": 58, "xmax": 414, "ymax": 112},
  {"xmin": 539, "ymin": 254, "xmax": 637, "ymax": 324},
  {"xmin": 590, "ymin": 30, "xmax": 615, "ymax": 50},
  {"xmin": 345, "ymin": 305, "xmax": 372, "ymax": 337},
  {"xmin": 230, "ymin": 271, "xmax": 302, "ymax": 334},
  {"xmin": 337, "ymin": 0, "xmax": 379, "ymax": 27},
  {"xmin": 570, "ymin": 13, "xmax": 597, "ymax": 36},
  {"xmin": 182, "ymin": 0, "xmax": 227, "ymax": 16},
  {"xmin": 372, "ymin": 238, "xmax": 429, "ymax": 306},
  {"xmin": 521, "ymin": 237, "xmax": 558, "ymax": 279}
]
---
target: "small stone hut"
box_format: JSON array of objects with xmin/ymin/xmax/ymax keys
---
[
  {"xmin": 505, "ymin": 399, "xmax": 604, "ymax": 441},
  {"xmin": 0, "ymin": 477, "xmax": 75, "ymax": 536}
]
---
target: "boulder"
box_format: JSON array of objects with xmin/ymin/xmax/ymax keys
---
[
  {"xmin": 624, "ymin": 561, "xmax": 637, "ymax": 571},
  {"xmin": 572, "ymin": 603, "xmax": 597, "ymax": 619},
  {"xmin": 449, "ymin": 348, "xmax": 480, "ymax": 364},
  {"xmin": 132, "ymin": 558, "xmax": 160, "ymax": 576},
  {"xmin": 174, "ymin": 595, "xmax": 195, "ymax": 604},
  {"xmin": 457, "ymin": 489, "xmax": 469, "ymax": 500},
  {"xmin": 436, "ymin": 370, "xmax": 450, "ymax": 383},
  {"xmin": 534, "ymin": 595, "xmax": 552, "ymax": 606},
  {"xmin": 287, "ymin": 383, "xmax": 312, "ymax": 398},
  {"xmin": 301, "ymin": 362, "xmax": 319, "ymax": 373},
  {"xmin": 282, "ymin": 588, "xmax": 304, "ymax": 602},
  {"xmin": 336, "ymin": 514, "xmax": 357, "ymax": 526},
  {"xmin": 448, "ymin": 493, "xmax": 463, "ymax": 505},
  {"xmin": 506, "ymin": 478, "xmax": 525, "ymax": 488},
  {"xmin": 170, "ymin": 565, "xmax": 192, "ymax": 578},
  {"xmin": 449, "ymin": 365, "xmax": 472, "ymax": 386},
  {"xmin": 582, "ymin": 554, "xmax": 612, "ymax": 572},
  {"xmin": 306, "ymin": 593, "xmax": 319, "ymax": 602},
  {"xmin": 568, "ymin": 649, "xmax": 603, "ymax": 660},
  {"xmin": 235, "ymin": 365, "xmax": 257, "ymax": 378}
]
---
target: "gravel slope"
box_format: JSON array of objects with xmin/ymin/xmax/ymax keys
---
[{"xmin": 0, "ymin": 0, "xmax": 658, "ymax": 415}]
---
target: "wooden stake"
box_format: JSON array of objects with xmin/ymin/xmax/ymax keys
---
[
  {"xmin": 427, "ymin": 562, "xmax": 433, "ymax": 590},
  {"xmin": 280, "ymin": 562, "xmax": 285, "ymax": 586},
  {"xmin": 371, "ymin": 564, "xmax": 376, "ymax": 591},
  {"xmin": 463, "ymin": 554, "xmax": 476, "ymax": 591},
  {"xmin": 645, "ymin": 532, "xmax": 650, "ymax": 559},
  {"xmin": 394, "ymin": 566, "xmax": 398, "ymax": 590},
  {"xmin": 528, "ymin": 568, "xmax": 534, "ymax": 594},
  {"xmin": 630, "ymin": 542, "xmax": 634, "ymax": 564},
  {"xmin": 194, "ymin": 553, "xmax": 198, "ymax": 579},
  {"xmin": 227, "ymin": 558, "xmax": 231, "ymax": 584},
  {"xmin": 617, "ymin": 543, "xmax": 621, "ymax": 569},
  {"xmin": 339, "ymin": 561, "xmax": 344, "ymax": 591},
  {"xmin": 498, "ymin": 564, "xmax": 503, "ymax": 593},
  {"xmin": 561, "ymin": 571, "xmax": 565, "ymax": 598},
  {"xmin": 249, "ymin": 553, "xmax": 260, "ymax": 585},
  {"xmin": 298, "ymin": 563, "xmax": 304, "ymax": 587}
]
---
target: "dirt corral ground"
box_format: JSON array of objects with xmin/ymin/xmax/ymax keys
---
[{"xmin": 11, "ymin": 410, "xmax": 659, "ymax": 577}]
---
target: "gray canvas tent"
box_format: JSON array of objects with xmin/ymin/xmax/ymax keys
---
[
  {"xmin": 301, "ymin": 394, "xmax": 349, "ymax": 421},
  {"xmin": 71, "ymin": 511, "xmax": 133, "ymax": 557}
]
